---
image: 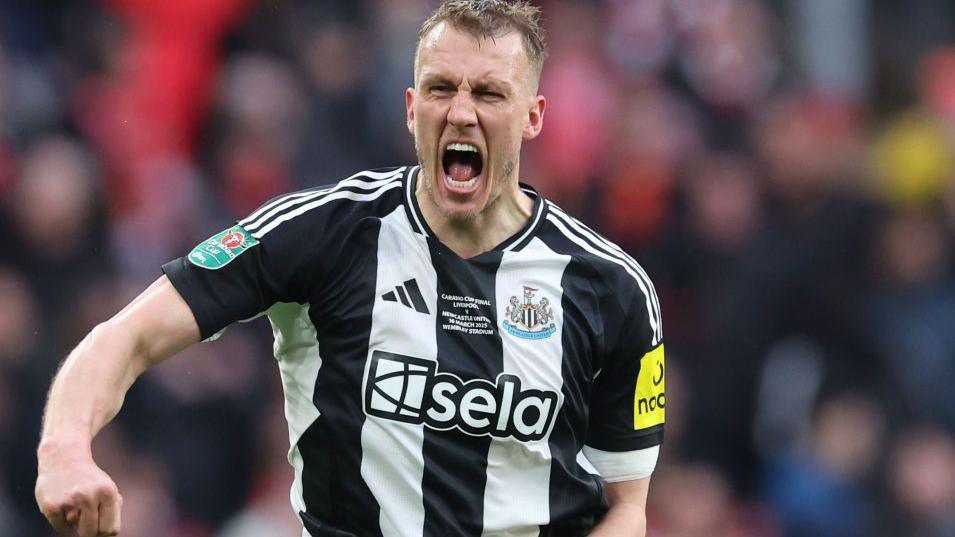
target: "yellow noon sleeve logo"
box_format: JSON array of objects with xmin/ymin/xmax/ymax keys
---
[{"xmin": 634, "ymin": 344, "xmax": 665, "ymax": 430}]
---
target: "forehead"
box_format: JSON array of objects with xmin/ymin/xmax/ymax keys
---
[{"xmin": 416, "ymin": 22, "xmax": 529, "ymax": 84}]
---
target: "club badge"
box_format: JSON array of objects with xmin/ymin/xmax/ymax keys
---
[{"xmin": 502, "ymin": 286, "xmax": 557, "ymax": 340}]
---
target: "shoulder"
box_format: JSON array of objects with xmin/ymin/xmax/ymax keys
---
[
  {"xmin": 236, "ymin": 165, "xmax": 410, "ymax": 241},
  {"xmin": 539, "ymin": 199, "xmax": 656, "ymax": 290},
  {"xmin": 538, "ymin": 198, "xmax": 662, "ymax": 343}
]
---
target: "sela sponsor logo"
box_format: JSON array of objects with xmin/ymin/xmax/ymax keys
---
[
  {"xmin": 502, "ymin": 286, "xmax": 557, "ymax": 340},
  {"xmin": 363, "ymin": 350, "xmax": 562, "ymax": 442}
]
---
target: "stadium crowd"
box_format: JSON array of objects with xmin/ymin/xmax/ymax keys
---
[{"xmin": 2, "ymin": 0, "xmax": 955, "ymax": 536}]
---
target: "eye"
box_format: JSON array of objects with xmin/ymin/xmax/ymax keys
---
[
  {"xmin": 430, "ymin": 84, "xmax": 454, "ymax": 95},
  {"xmin": 475, "ymin": 90, "xmax": 505, "ymax": 101}
]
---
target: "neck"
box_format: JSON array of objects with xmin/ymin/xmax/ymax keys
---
[{"xmin": 416, "ymin": 179, "xmax": 535, "ymax": 259}]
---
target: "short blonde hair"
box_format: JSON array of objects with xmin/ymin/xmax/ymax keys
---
[{"xmin": 416, "ymin": 0, "xmax": 548, "ymax": 83}]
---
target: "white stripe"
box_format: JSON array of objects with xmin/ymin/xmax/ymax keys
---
[
  {"xmin": 267, "ymin": 302, "xmax": 322, "ymax": 524},
  {"xmin": 405, "ymin": 166, "xmax": 428, "ymax": 237},
  {"xmin": 240, "ymin": 167, "xmax": 405, "ymax": 228},
  {"xmin": 546, "ymin": 203, "xmax": 661, "ymax": 333},
  {"xmin": 244, "ymin": 171, "xmax": 405, "ymax": 232},
  {"xmin": 547, "ymin": 208, "xmax": 661, "ymax": 343},
  {"xmin": 501, "ymin": 198, "xmax": 544, "ymax": 252},
  {"xmin": 251, "ymin": 180, "xmax": 402, "ymax": 239},
  {"xmin": 546, "ymin": 203, "xmax": 662, "ymax": 339},
  {"xmin": 545, "ymin": 207, "xmax": 662, "ymax": 344},
  {"xmin": 361, "ymin": 206, "xmax": 438, "ymax": 537},
  {"xmin": 483, "ymin": 237, "xmax": 570, "ymax": 536},
  {"xmin": 576, "ymin": 450, "xmax": 600, "ymax": 475},
  {"xmin": 545, "ymin": 214, "xmax": 661, "ymax": 345}
]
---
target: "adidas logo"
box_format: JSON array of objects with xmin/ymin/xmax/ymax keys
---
[{"xmin": 382, "ymin": 278, "xmax": 429, "ymax": 314}]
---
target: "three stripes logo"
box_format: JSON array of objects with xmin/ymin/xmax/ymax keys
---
[{"xmin": 382, "ymin": 278, "xmax": 429, "ymax": 314}]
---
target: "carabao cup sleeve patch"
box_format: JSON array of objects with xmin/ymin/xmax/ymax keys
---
[
  {"xmin": 187, "ymin": 225, "xmax": 260, "ymax": 270},
  {"xmin": 634, "ymin": 344, "xmax": 665, "ymax": 430}
]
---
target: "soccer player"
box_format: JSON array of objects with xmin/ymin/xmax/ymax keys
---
[{"xmin": 35, "ymin": 1, "xmax": 665, "ymax": 536}]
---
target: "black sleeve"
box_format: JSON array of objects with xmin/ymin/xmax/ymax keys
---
[
  {"xmin": 586, "ymin": 272, "xmax": 665, "ymax": 452},
  {"xmin": 162, "ymin": 193, "xmax": 334, "ymax": 340}
]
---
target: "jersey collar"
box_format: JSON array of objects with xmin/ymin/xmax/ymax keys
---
[{"xmin": 402, "ymin": 165, "xmax": 548, "ymax": 254}]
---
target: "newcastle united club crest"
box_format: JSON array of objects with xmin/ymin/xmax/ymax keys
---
[{"xmin": 503, "ymin": 286, "xmax": 557, "ymax": 340}]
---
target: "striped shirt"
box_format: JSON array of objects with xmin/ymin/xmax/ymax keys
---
[{"xmin": 163, "ymin": 165, "xmax": 665, "ymax": 537}]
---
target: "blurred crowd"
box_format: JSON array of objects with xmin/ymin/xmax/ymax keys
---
[{"xmin": 1, "ymin": 0, "xmax": 955, "ymax": 536}]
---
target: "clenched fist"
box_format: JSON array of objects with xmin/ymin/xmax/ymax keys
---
[{"xmin": 35, "ymin": 446, "xmax": 123, "ymax": 537}]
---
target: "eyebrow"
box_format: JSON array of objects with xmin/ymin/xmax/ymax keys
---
[
  {"xmin": 472, "ymin": 79, "xmax": 512, "ymax": 93},
  {"xmin": 420, "ymin": 73, "xmax": 513, "ymax": 93}
]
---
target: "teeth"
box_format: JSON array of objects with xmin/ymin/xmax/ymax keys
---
[
  {"xmin": 446, "ymin": 142, "xmax": 478, "ymax": 153},
  {"xmin": 446, "ymin": 175, "xmax": 477, "ymax": 188}
]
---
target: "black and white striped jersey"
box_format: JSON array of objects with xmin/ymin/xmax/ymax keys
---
[{"xmin": 162, "ymin": 165, "xmax": 665, "ymax": 537}]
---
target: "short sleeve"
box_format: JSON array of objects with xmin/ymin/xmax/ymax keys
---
[
  {"xmin": 162, "ymin": 218, "xmax": 311, "ymax": 341},
  {"xmin": 586, "ymin": 275, "xmax": 664, "ymax": 452},
  {"xmin": 161, "ymin": 184, "xmax": 348, "ymax": 341}
]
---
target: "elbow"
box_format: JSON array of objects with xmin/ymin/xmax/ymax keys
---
[{"xmin": 84, "ymin": 320, "xmax": 150, "ymax": 377}]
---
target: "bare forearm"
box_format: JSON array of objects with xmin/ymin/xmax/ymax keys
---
[
  {"xmin": 38, "ymin": 322, "xmax": 144, "ymax": 459},
  {"xmin": 589, "ymin": 502, "xmax": 647, "ymax": 537},
  {"xmin": 39, "ymin": 276, "xmax": 199, "ymax": 459},
  {"xmin": 35, "ymin": 276, "xmax": 200, "ymax": 535}
]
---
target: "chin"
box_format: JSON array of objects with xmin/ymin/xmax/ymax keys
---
[{"xmin": 431, "ymin": 191, "xmax": 485, "ymax": 223}]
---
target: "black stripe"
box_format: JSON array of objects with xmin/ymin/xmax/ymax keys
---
[
  {"xmin": 239, "ymin": 166, "xmax": 404, "ymax": 228},
  {"xmin": 396, "ymin": 285, "xmax": 412, "ymax": 307},
  {"xmin": 300, "ymin": 219, "xmax": 384, "ymax": 536},
  {"xmin": 537, "ymin": 233, "xmax": 609, "ymax": 534},
  {"xmin": 382, "ymin": 291, "xmax": 396, "ymax": 302},
  {"xmin": 545, "ymin": 213, "xmax": 661, "ymax": 346},
  {"xmin": 246, "ymin": 177, "xmax": 402, "ymax": 232},
  {"xmin": 404, "ymin": 278, "xmax": 429, "ymax": 314},
  {"xmin": 421, "ymin": 247, "xmax": 503, "ymax": 537},
  {"xmin": 403, "ymin": 167, "xmax": 427, "ymax": 235},
  {"xmin": 545, "ymin": 206, "xmax": 661, "ymax": 337}
]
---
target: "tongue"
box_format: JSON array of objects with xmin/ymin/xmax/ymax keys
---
[{"xmin": 448, "ymin": 162, "xmax": 476, "ymax": 183}]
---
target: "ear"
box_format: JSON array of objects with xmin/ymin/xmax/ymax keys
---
[
  {"xmin": 522, "ymin": 95, "xmax": 546, "ymax": 140},
  {"xmin": 406, "ymin": 87, "xmax": 416, "ymax": 135}
]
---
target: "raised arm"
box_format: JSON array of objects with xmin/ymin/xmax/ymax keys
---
[{"xmin": 35, "ymin": 275, "xmax": 200, "ymax": 537}]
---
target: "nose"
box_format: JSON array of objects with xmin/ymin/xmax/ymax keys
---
[{"xmin": 446, "ymin": 91, "xmax": 478, "ymax": 129}]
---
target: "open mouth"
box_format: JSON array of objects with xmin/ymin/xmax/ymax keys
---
[{"xmin": 441, "ymin": 142, "xmax": 484, "ymax": 190}]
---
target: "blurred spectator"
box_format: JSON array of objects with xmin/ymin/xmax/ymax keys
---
[
  {"xmin": 213, "ymin": 53, "xmax": 302, "ymax": 214},
  {"xmin": 0, "ymin": 268, "xmax": 38, "ymax": 368},
  {"xmin": 94, "ymin": 429, "xmax": 182, "ymax": 537},
  {"xmin": 650, "ymin": 462, "xmax": 778, "ymax": 537},
  {"xmin": 3, "ymin": 0, "xmax": 955, "ymax": 535},
  {"xmin": 1, "ymin": 135, "xmax": 109, "ymax": 354},
  {"xmin": 526, "ymin": 0, "xmax": 617, "ymax": 212},
  {"xmin": 867, "ymin": 207, "xmax": 955, "ymax": 428},
  {"xmin": 217, "ymin": 389, "xmax": 301, "ymax": 537},
  {"xmin": 870, "ymin": 111, "xmax": 955, "ymax": 206},
  {"xmin": 119, "ymin": 328, "xmax": 270, "ymax": 531},
  {"xmin": 884, "ymin": 426, "xmax": 955, "ymax": 537},
  {"xmin": 919, "ymin": 47, "xmax": 955, "ymax": 126},
  {"xmin": 676, "ymin": 0, "xmax": 779, "ymax": 116},
  {"xmin": 294, "ymin": 21, "xmax": 380, "ymax": 186},
  {"xmin": 764, "ymin": 392, "xmax": 885, "ymax": 537},
  {"xmin": 599, "ymin": 83, "xmax": 701, "ymax": 247}
]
